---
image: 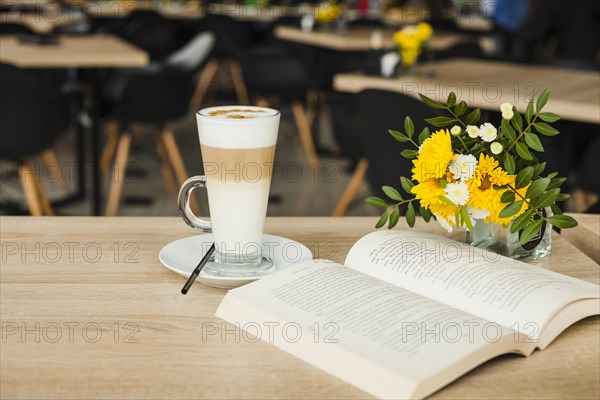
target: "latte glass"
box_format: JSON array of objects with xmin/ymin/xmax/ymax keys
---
[{"xmin": 178, "ymin": 106, "xmax": 280, "ymax": 277}]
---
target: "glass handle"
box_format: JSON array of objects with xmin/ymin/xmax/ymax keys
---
[{"xmin": 178, "ymin": 176, "xmax": 211, "ymax": 233}]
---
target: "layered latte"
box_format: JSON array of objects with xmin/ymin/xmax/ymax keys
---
[{"xmin": 196, "ymin": 106, "xmax": 280, "ymax": 266}]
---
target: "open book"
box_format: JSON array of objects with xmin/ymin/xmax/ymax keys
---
[{"xmin": 216, "ymin": 230, "xmax": 600, "ymax": 399}]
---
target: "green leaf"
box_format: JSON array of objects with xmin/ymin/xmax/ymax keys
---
[
  {"xmin": 515, "ymin": 166, "xmax": 534, "ymax": 189},
  {"xmin": 520, "ymin": 219, "xmax": 543, "ymax": 245},
  {"xmin": 546, "ymin": 172, "xmax": 558, "ymax": 179},
  {"xmin": 366, "ymin": 197, "xmax": 388, "ymax": 207},
  {"xmin": 556, "ymin": 193, "xmax": 570, "ymax": 202},
  {"xmin": 532, "ymin": 188, "xmax": 560, "ymax": 208},
  {"xmin": 501, "ymin": 118, "xmax": 516, "ymax": 141},
  {"xmin": 532, "ymin": 162, "xmax": 546, "ymax": 179},
  {"xmin": 389, "ymin": 206, "xmax": 400, "ymax": 229},
  {"xmin": 510, "ymin": 209, "xmax": 534, "ymax": 233},
  {"xmin": 400, "ymin": 149, "xmax": 419, "ymax": 159},
  {"xmin": 400, "ymin": 176, "xmax": 414, "ymax": 194},
  {"xmin": 418, "ymin": 93, "xmax": 447, "ymax": 110},
  {"xmin": 420, "ymin": 207, "xmax": 431, "ymax": 222},
  {"xmin": 547, "ymin": 177, "xmax": 567, "ymax": 190},
  {"xmin": 382, "ymin": 185, "xmax": 402, "ymax": 201},
  {"xmin": 534, "ymin": 122, "xmax": 559, "ymax": 136},
  {"xmin": 425, "ymin": 116, "xmax": 458, "ymax": 128},
  {"xmin": 406, "ymin": 202, "xmax": 416, "ymax": 228},
  {"xmin": 525, "ymin": 98, "xmax": 534, "ymax": 124},
  {"xmin": 515, "ymin": 142, "xmax": 534, "ymax": 160},
  {"xmin": 375, "ymin": 208, "xmax": 389, "ymax": 228},
  {"xmin": 503, "ymin": 154, "xmax": 516, "ymax": 174},
  {"xmin": 454, "ymin": 101, "xmax": 468, "ymax": 117},
  {"xmin": 545, "ymin": 214, "xmax": 578, "ymax": 229},
  {"xmin": 447, "ymin": 92, "xmax": 456, "ymax": 107},
  {"xmin": 525, "ymin": 177, "xmax": 550, "ymax": 199},
  {"xmin": 511, "ymin": 107, "xmax": 523, "ymax": 131},
  {"xmin": 404, "ymin": 116, "xmax": 414, "ymax": 138},
  {"xmin": 438, "ymin": 195, "xmax": 456, "ymax": 206},
  {"xmin": 550, "ymin": 203, "xmax": 563, "ymax": 215},
  {"xmin": 465, "ymin": 108, "xmax": 481, "ymax": 125},
  {"xmin": 536, "ymin": 89, "xmax": 551, "ymax": 112},
  {"xmin": 440, "ymin": 178, "xmax": 448, "ymax": 189},
  {"xmin": 455, "ymin": 207, "xmax": 461, "ymax": 227},
  {"xmin": 389, "ymin": 129, "xmax": 411, "ymax": 142},
  {"xmin": 501, "ymin": 191, "xmax": 515, "ymax": 203},
  {"xmin": 499, "ymin": 200, "xmax": 524, "ymax": 219},
  {"xmin": 524, "ymin": 132, "xmax": 544, "ymax": 152},
  {"xmin": 538, "ymin": 112, "xmax": 560, "ymax": 123},
  {"xmin": 418, "ymin": 127, "xmax": 430, "ymax": 145},
  {"xmin": 461, "ymin": 207, "xmax": 472, "ymax": 231}
]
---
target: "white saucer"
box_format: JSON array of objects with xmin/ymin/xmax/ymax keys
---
[{"xmin": 159, "ymin": 234, "xmax": 312, "ymax": 289}]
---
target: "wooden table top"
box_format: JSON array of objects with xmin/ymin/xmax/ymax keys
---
[
  {"xmin": 0, "ymin": 9, "xmax": 85, "ymax": 33},
  {"xmin": 274, "ymin": 25, "xmax": 490, "ymax": 52},
  {"xmin": 563, "ymin": 213, "xmax": 600, "ymax": 264},
  {"xmin": 1, "ymin": 216, "xmax": 598, "ymax": 399},
  {"xmin": 334, "ymin": 58, "xmax": 600, "ymax": 124},
  {"xmin": 0, "ymin": 34, "xmax": 148, "ymax": 68}
]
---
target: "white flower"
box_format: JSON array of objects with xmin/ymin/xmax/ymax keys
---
[
  {"xmin": 466, "ymin": 125, "xmax": 479, "ymax": 138},
  {"xmin": 435, "ymin": 213, "xmax": 455, "ymax": 232},
  {"xmin": 450, "ymin": 125, "xmax": 462, "ymax": 136},
  {"xmin": 449, "ymin": 154, "xmax": 477, "ymax": 181},
  {"xmin": 478, "ymin": 122, "xmax": 497, "ymax": 142},
  {"xmin": 490, "ymin": 142, "xmax": 503, "ymax": 154},
  {"xmin": 466, "ymin": 206, "xmax": 490, "ymax": 221},
  {"xmin": 444, "ymin": 181, "xmax": 470, "ymax": 206},
  {"xmin": 502, "ymin": 110, "xmax": 514, "ymax": 120},
  {"xmin": 500, "ymin": 102, "xmax": 513, "ymax": 113}
]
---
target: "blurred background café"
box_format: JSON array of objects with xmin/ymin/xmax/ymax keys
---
[{"xmin": 1, "ymin": 0, "xmax": 598, "ymax": 218}]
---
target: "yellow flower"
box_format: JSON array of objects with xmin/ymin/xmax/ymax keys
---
[
  {"xmin": 411, "ymin": 179, "xmax": 455, "ymax": 221},
  {"xmin": 416, "ymin": 22, "xmax": 433, "ymax": 41},
  {"xmin": 412, "ymin": 129, "xmax": 456, "ymax": 183},
  {"xmin": 466, "ymin": 154, "xmax": 526, "ymax": 225},
  {"xmin": 315, "ymin": 2, "xmax": 340, "ymax": 22}
]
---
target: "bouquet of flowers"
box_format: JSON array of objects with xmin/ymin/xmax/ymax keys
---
[
  {"xmin": 366, "ymin": 90, "xmax": 578, "ymax": 246},
  {"xmin": 393, "ymin": 22, "xmax": 433, "ymax": 68}
]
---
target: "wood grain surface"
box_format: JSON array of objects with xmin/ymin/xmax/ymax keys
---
[
  {"xmin": 0, "ymin": 34, "xmax": 148, "ymax": 68},
  {"xmin": 334, "ymin": 59, "xmax": 600, "ymax": 124},
  {"xmin": 1, "ymin": 216, "xmax": 598, "ymax": 399}
]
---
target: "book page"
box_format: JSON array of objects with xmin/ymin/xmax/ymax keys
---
[
  {"xmin": 217, "ymin": 260, "xmax": 527, "ymax": 399},
  {"xmin": 345, "ymin": 230, "xmax": 600, "ymax": 341}
]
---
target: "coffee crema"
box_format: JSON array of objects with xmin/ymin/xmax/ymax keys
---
[{"xmin": 207, "ymin": 108, "xmax": 266, "ymax": 119}]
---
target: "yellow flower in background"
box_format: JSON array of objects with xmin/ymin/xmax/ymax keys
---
[
  {"xmin": 393, "ymin": 23, "xmax": 434, "ymax": 67},
  {"xmin": 412, "ymin": 129, "xmax": 455, "ymax": 183},
  {"xmin": 415, "ymin": 22, "xmax": 433, "ymax": 41},
  {"xmin": 315, "ymin": 2, "xmax": 340, "ymax": 22}
]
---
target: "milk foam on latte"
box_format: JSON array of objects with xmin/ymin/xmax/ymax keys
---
[{"xmin": 196, "ymin": 106, "xmax": 280, "ymax": 260}]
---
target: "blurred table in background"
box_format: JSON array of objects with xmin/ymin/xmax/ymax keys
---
[
  {"xmin": 275, "ymin": 25, "xmax": 492, "ymax": 52},
  {"xmin": 0, "ymin": 34, "xmax": 148, "ymax": 215},
  {"xmin": 0, "ymin": 10, "xmax": 85, "ymax": 33},
  {"xmin": 334, "ymin": 58, "xmax": 600, "ymax": 124},
  {"xmin": 0, "ymin": 34, "xmax": 147, "ymax": 67}
]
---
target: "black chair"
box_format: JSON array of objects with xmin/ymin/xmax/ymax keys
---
[
  {"xmin": 0, "ymin": 23, "xmax": 35, "ymax": 35},
  {"xmin": 0, "ymin": 63, "xmax": 68, "ymax": 215},
  {"xmin": 203, "ymin": 14, "xmax": 321, "ymax": 165},
  {"xmin": 429, "ymin": 41, "xmax": 484, "ymax": 61},
  {"xmin": 100, "ymin": 33, "xmax": 215, "ymax": 216},
  {"xmin": 99, "ymin": 10, "xmax": 182, "ymax": 61},
  {"xmin": 332, "ymin": 89, "xmax": 442, "ymax": 215}
]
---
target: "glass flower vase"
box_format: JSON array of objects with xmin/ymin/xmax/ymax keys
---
[{"xmin": 466, "ymin": 209, "xmax": 553, "ymax": 262}]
